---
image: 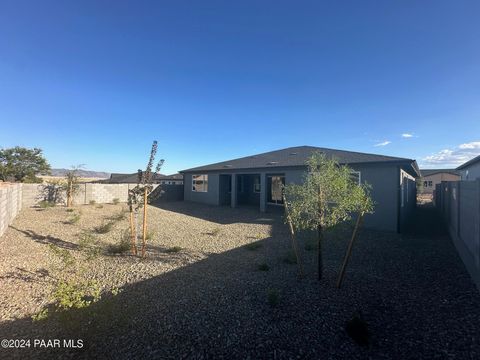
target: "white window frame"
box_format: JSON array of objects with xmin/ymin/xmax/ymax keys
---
[{"xmin": 192, "ymin": 174, "xmax": 208, "ymax": 192}]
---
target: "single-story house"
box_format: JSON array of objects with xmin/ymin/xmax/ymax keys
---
[
  {"xmin": 457, "ymin": 154, "xmax": 480, "ymax": 181},
  {"xmin": 100, "ymin": 172, "xmax": 184, "ymax": 185},
  {"xmin": 180, "ymin": 146, "xmax": 419, "ymax": 232},
  {"xmin": 418, "ymin": 169, "xmax": 460, "ymax": 194}
]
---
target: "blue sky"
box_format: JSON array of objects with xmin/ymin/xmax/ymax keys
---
[{"xmin": 1, "ymin": 1, "xmax": 479, "ymax": 174}]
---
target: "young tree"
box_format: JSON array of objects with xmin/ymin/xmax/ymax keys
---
[
  {"xmin": 128, "ymin": 141, "xmax": 164, "ymax": 257},
  {"xmin": 0, "ymin": 146, "xmax": 51, "ymax": 182},
  {"xmin": 64, "ymin": 165, "xmax": 84, "ymax": 207},
  {"xmin": 284, "ymin": 152, "xmax": 374, "ymax": 280}
]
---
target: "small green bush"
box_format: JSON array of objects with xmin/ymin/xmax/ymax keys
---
[
  {"xmin": 257, "ymin": 263, "xmax": 270, "ymax": 271},
  {"xmin": 67, "ymin": 213, "xmax": 81, "ymax": 225},
  {"xmin": 283, "ymin": 251, "xmax": 297, "ymax": 264},
  {"xmin": 89, "ymin": 200, "xmax": 96, "ymax": 205},
  {"xmin": 96, "ymin": 204, "xmax": 104, "ymax": 209},
  {"xmin": 66, "ymin": 208, "xmax": 75, "ymax": 213},
  {"xmin": 108, "ymin": 210, "xmax": 126, "ymax": 222},
  {"xmin": 267, "ymin": 288, "xmax": 280, "ymax": 307},
  {"xmin": 94, "ymin": 222, "xmax": 114, "ymax": 234},
  {"xmin": 48, "ymin": 244, "xmax": 75, "ymax": 269},
  {"xmin": 32, "ymin": 308, "xmax": 49, "ymax": 321},
  {"xmin": 38, "ymin": 200, "xmax": 54, "ymax": 208},
  {"xmin": 112, "ymin": 198, "xmax": 120, "ymax": 205},
  {"xmin": 165, "ymin": 246, "xmax": 182, "ymax": 253},
  {"xmin": 145, "ymin": 231, "xmax": 154, "ymax": 240},
  {"xmin": 78, "ymin": 231, "xmax": 100, "ymax": 259},
  {"xmin": 106, "ymin": 229, "xmax": 131, "ymax": 254},
  {"xmin": 210, "ymin": 227, "xmax": 221, "ymax": 236},
  {"xmin": 246, "ymin": 242, "xmax": 262, "ymax": 251}
]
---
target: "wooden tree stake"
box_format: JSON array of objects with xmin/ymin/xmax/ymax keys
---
[
  {"xmin": 336, "ymin": 212, "xmax": 364, "ymax": 288},
  {"xmin": 141, "ymin": 187, "xmax": 148, "ymax": 258},
  {"xmin": 283, "ymin": 195, "xmax": 304, "ymax": 278},
  {"xmin": 129, "ymin": 209, "xmax": 137, "ymax": 255}
]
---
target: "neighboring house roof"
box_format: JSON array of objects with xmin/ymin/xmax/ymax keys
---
[
  {"xmin": 419, "ymin": 169, "xmax": 460, "ymax": 177},
  {"xmin": 100, "ymin": 172, "xmax": 183, "ymax": 184},
  {"xmin": 457, "ymin": 154, "xmax": 480, "ymax": 170},
  {"xmin": 181, "ymin": 146, "xmax": 420, "ymax": 176}
]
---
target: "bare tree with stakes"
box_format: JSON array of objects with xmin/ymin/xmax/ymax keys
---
[{"xmin": 127, "ymin": 141, "xmax": 164, "ymax": 257}]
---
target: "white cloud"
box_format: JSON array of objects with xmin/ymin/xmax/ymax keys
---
[
  {"xmin": 422, "ymin": 141, "xmax": 480, "ymax": 167},
  {"xmin": 401, "ymin": 133, "xmax": 413, "ymax": 138},
  {"xmin": 458, "ymin": 141, "xmax": 480, "ymax": 150},
  {"xmin": 374, "ymin": 141, "xmax": 391, "ymax": 147}
]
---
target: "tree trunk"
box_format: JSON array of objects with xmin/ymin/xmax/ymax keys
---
[
  {"xmin": 141, "ymin": 187, "xmax": 148, "ymax": 258},
  {"xmin": 129, "ymin": 209, "xmax": 137, "ymax": 255},
  {"xmin": 283, "ymin": 195, "xmax": 304, "ymax": 278},
  {"xmin": 336, "ymin": 213, "xmax": 364, "ymax": 288}
]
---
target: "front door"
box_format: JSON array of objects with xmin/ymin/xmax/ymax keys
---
[{"xmin": 267, "ymin": 175, "xmax": 285, "ymax": 205}]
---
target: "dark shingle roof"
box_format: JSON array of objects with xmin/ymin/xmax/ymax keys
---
[
  {"xmin": 181, "ymin": 146, "xmax": 419, "ymax": 176},
  {"xmin": 457, "ymin": 154, "xmax": 480, "ymax": 170},
  {"xmin": 420, "ymin": 169, "xmax": 460, "ymax": 177}
]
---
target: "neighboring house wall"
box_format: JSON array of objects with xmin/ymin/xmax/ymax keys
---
[
  {"xmin": 399, "ymin": 169, "xmax": 417, "ymax": 231},
  {"xmin": 419, "ymin": 173, "xmax": 460, "ymax": 194},
  {"xmin": 459, "ymin": 162, "xmax": 480, "ymax": 181},
  {"xmin": 435, "ymin": 180, "xmax": 480, "ymax": 289},
  {"xmin": 0, "ymin": 183, "xmax": 22, "ymax": 238},
  {"xmin": 184, "ymin": 164, "xmax": 409, "ymax": 232}
]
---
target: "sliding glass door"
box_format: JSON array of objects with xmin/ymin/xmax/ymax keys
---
[{"xmin": 267, "ymin": 175, "xmax": 285, "ymax": 205}]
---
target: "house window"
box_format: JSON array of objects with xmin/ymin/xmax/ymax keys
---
[
  {"xmin": 350, "ymin": 171, "xmax": 361, "ymax": 185},
  {"xmin": 424, "ymin": 181, "xmax": 428, "ymax": 187},
  {"xmin": 428, "ymin": 181, "xmax": 433, "ymax": 187},
  {"xmin": 192, "ymin": 174, "xmax": 208, "ymax": 192},
  {"xmin": 253, "ymin": 176, "xmax": 261, "ymax": 193}
]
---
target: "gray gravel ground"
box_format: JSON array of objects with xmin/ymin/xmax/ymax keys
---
[{"xmin": 0, "ymin": 202, "xmax": 479, "ymax": 359}]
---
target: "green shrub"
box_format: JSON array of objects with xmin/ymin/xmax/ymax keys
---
[
  {"xmin": 38, "ymin": 200, "xmax": 54, "ymax": 208},
  {"xmin": 95, "ymin": 204, "xmax": 104, "ymax": 209},
  {"xmin": 165, "ymin": 246, "xmax": 182, "ymax": 253},
  {"xmin": 108, "ymin": 210, "xmax": 126, "ymax": 222},
  {"xmin": 94, "ymin": 222, "xmax": 114, "ymax": 234},
  {"xmin": 267, "ymin": 288, "xmax": 280, "ymax": 307},
  {"xmin": 257, "ymin": 263, "xmax": 270, "ymax": 271},
  {"xmin": 66, "ymin": 208, "xmax": 75, "ymax": 213},
  {"xmin": 112, "ymin": 198, "xmax": 120, "ymax": 205},
  {"xmin": 246, "ymin": 242, "xmax": 262, "ymax": 251},
  {"xmin": 283, "ymin": 251, "xmax": 297, "ymax": 264},
  {"xmin": 53, "ymin": 279, "xmax": 102, "ymax": 311},
  {"xmin": 105, "ymin": 229, "xmax": 131, "ymax": 254},
  {"xmin": 32, "ymin": 308, "xmax": 49, "ymax": 321},
  {"xmin": 210, "ymin": 227, "xmax": 221, "ymax": 236},
  {"xmin": 78, "ymin": 231, "xmax": 100, "ymax": 259},
  {"xmin": 89, "ymin": 200, "xmax": 96, "ymax": 205},
  {"xmin": 67, "ymin": 213, "xmax": 81, "ymax": 225},
  {"xmin": 48, "ymin": 244, "xmax": 75, "ymax": 269}
]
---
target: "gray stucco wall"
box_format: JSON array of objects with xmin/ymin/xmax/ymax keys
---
[
  {"xmin": 183, "ymin": 173, "xmax": 221, "ymax": 205},
  {"xmin": 460, "ymin": 161, "xmax": 480, "ymax": 181},
  {"xmin": 183, "ymin": 164, "xmax": 404, "ymax": 232},
  {"xmin": 350, "ymin": 164, "xmax": 400, "ymax": 232}
]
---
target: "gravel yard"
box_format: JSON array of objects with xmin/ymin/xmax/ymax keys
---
[{"xmin": 1, "ymin": 202, "xmax": 479, "ymax": 359}]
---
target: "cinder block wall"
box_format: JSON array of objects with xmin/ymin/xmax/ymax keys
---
[
  {"xmin": 0, "ymin": 183, "xmax": 22, "ymax": 237},
  {"xmin": 21, "ymin": 183, "xmax": 161, "ymax": 207}
]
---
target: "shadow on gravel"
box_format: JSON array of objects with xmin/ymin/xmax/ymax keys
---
[
  {"xmin": 1, "ymin": 206, "xmax": 480, "ymax": 360},
  {"xmin": 9, "ymin": 226, "xmax": 80, "ymax": 250},
  {"xmin": 151, "ymin": 201, "xmax": 281, "ymax": 225},
  {"xmin": 402, "ymin": 204, "xmax": 449, "ymax": 238}
]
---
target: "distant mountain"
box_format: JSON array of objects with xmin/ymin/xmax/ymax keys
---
[{"xmin": 49, "ymin": 168, "xmax": 110, "ymax": 179}]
